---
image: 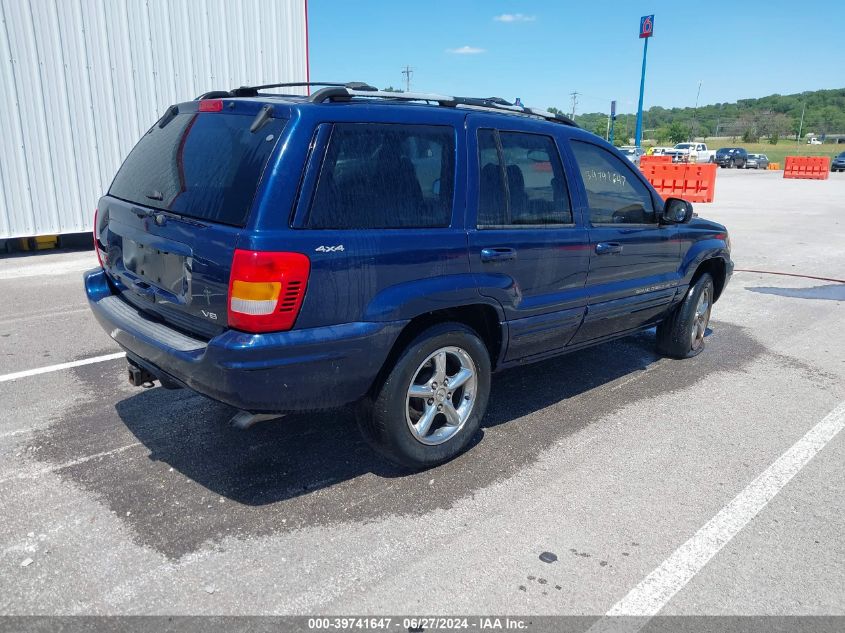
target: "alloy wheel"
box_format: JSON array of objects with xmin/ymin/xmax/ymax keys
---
[{"xmin": 405, "ymin": 346, "xmax": 478, "ymax": 446}]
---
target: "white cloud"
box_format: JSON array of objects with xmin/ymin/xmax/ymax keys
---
[
  {"xmin": 494, "ymin": 13, "xmax": 536, "ymax": 23},
  {"xmin": 446, "ymin": 45, "xmax": 486, "ymax": 55}
]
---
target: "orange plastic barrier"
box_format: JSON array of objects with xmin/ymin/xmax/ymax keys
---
[
  {"xmin": 767, "ymin": 163, "xmax": 781, "ymax": 170},
  {"xmin": 640, "ymin": 155, "xmax": 673, "ymax": 166},
  {"xmin": 783, "ymin": 156, "xmax": 830, "ymax": 180},
  {"xmin": 640, "ymin": 163, "xmax": 717, "ymax": 203}
]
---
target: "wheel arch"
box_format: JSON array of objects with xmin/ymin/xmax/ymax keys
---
[
  {"xmin": 690, "ymin": 257, "xmax": 727, "ymax": 301},
  {"xmin": 367, "ymin": 303, "xmax": 504, "ymax": 397}
]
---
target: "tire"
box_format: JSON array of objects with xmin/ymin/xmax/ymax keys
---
[
  {"xmin": 708, "ymin": 156, "xmax": 714, "ymax": 163},
  {"xmin": 357, "ymin": 322, "xmax": 492, "ymax": 470},
  {"xmin": 729, "ymin": 159, "xmax": 735, "ymax": 168},
  {"xmin": 656, "ymin": 273, "xmax": 715, "ymax": 359}
]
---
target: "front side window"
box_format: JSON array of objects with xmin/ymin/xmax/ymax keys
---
[
  {"xmin": 476, "ymin": 129, "xmax": 572, "ymax": 227},
  {"xmin": 570, "ymin": 141, "xmax": 655, "ymax": 225},
  {"xmin": 307, "ymin": 123, "xmax": 455, "ymax": 229}
]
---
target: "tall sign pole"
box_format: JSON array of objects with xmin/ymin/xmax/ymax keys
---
[
  {"xmin": 635, "ymin": 14, "xmax": 654, "ymax": 148},
  {"xmin": 609, "ymin": 100, "xmax": 616, "ymax": 144}
]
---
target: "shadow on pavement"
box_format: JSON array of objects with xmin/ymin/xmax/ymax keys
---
[
  {"xmin": 37, "ymin": 322, "xmax": 768, "ymax": 558},
  {"xmin": 746, "ymin": 284, "xmax": 845, "ymax": 302}
]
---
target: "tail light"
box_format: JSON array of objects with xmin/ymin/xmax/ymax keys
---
[
  {"xmin": 227, "ymin": 249, "xmax": 310, "ymax": 333},
  {"xmin": 93, "ymin": 207, "xmax": 107, "ymax": 268}
]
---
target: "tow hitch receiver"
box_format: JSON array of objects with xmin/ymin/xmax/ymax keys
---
[{"xmin": 127, "ymin": 362, "xmax": 156, "ymax": 388}]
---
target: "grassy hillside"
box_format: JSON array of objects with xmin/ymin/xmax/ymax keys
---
[{"xmin": 568, "ymin": 88, "xmax": 845, "ymax": 145}]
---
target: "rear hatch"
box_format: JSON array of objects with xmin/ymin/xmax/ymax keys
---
[{"xmin": 96, "ymin": 100, "xmax": 286, "ymax": 338}]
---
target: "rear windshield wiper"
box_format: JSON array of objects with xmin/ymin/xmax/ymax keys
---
[
  {"xmin": 250, "ymin": 104, "xmax": 274, "ymax": 133},
  {"xmin": 145, "ymin": 190, "xmax": 164, "ymax": 201}
]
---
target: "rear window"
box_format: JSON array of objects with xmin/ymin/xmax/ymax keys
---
[
  {"xmin": 306, "ymin": 123, "xmax": 455, "ymax": 229},
  {"xmin": 109, "ymin": 111, "xmax": 285, "ymax": 226}
]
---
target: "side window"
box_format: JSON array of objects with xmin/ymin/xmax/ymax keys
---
[
  {"xmin": 307, "ymin": 123, "xmax": 455, "ymax": 229},
  {"xmin": 477, "ymin": 129, "xmax": 507, "ymax": 226},
  {"xmin": 570, "ymin": 141, "xmax": 655, "ymax": 225},
  {"xmin": 476, "ymin": 129, "xmax": 572, "ymax": 227}
]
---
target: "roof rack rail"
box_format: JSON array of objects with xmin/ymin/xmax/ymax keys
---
[
  {"xmin": 306, "ymin": 86, "xmax": 578, "ymax": 127},
  {"xmin": 195, "ymin": 82, "xmax": 376, "ymax": 100},
  {"xmin": 226, "ymin": 81, "xmax": 377, "ymax": 98}
]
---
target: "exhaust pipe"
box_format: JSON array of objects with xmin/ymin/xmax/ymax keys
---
[
  {"xmin": 127, "ymin": 362, "xmax": 156, "ymax": 388},
  {"xmin": 230, "ymin": 410, "xmax": 285, "ymax": 430}
]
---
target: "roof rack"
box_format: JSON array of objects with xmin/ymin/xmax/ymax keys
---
[
  {"xmin": 307, "ymin": 86, "xmax": 578, "ymax": 127},
  {"xmin": 195, "ymin": 82, "xmax": 578, "ymax": 127},
  {"xmin": 195, "ymin": 82, "xmax": 376, "ymax": 100}
]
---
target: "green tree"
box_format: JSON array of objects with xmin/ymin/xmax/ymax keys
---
[
  {"xmin": 666, "ymin": 122, "xmax": 691, "ymax": 144},
  {"xmin": 593, "ymin": 120, "xmax": 608, "ymax": 139}
]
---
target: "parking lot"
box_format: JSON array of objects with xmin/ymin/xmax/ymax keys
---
[{"xmin": 1, "ymin": 169, "xmax": 843, "ymax": 619}]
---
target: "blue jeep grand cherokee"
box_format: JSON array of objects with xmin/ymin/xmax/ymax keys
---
[{"xmin": 85, "ymin": 82, "xmax": 733, "ymax": 468}]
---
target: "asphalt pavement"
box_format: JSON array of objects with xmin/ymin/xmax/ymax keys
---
[{"xmin": 0, "ymin": 169, "xmax": 843, "ymax": 621}]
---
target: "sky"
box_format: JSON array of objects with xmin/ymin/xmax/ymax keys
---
[{"xmin": 308, "ymin": 0, "xmax": 844, "ymax": 116}]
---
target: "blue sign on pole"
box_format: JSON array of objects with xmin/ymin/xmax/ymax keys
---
[
  {"xmin": 635, "ymin": 15, "xmax": 653, "ymax": 147},
  {"xmin": 640, "ymin": 14, "xmax": 654, "ymax": 38}
]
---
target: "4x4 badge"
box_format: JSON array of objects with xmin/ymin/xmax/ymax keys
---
[{"xmin": 315, "ymin": 245, "xmax": 344, "ymax": 253}]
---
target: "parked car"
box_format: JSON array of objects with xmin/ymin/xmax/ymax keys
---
[
  {"xmin": 745, "ymin": 154, "xmax": 770, "ymax": 170},
  {"xmin": 665, "ymin": 142, "xmax": 716, "ymax": 164},
  {"xmin": 85, "ymin": 82, "xmax": 733, "ymax": 469},
  {"xmin": 831, "ymin": 152, "xmax": 845, "ymax": 172},
  {"xmin": 715, "ymin": 147, "xmax": 748, "ymax": 168},
  {"xmin": 808, "ymin": 137, "xmax": 822, "ymax": 145},
  {"xmin": 620, "ymin": 145, "xmax": 646, "ymax": 166},
  {"xmin": 650, "ymin": 146, "xmax": 674, "ymax": 156}
]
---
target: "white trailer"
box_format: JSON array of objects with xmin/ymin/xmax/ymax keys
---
[{"xmin": 0, "ymin": 0, "xmax": 309, "ymax": 239}]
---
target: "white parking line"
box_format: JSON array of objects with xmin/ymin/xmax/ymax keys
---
[
  {"xmin": 0, "ymin": 352, "xmax": 126, "ymax": 383},
  {"xmin": 0, "ymin": 441, "xmax": 143, "ymax": 486},
  {"xmin": 0, "ymin": 307, "xmax": 89, "ymax": 327},
  {"xmin": 589, "ymin": 400, "xmax": 845, "ymax": 633}
]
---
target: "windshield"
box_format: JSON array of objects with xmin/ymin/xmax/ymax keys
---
[
  {"xmin": 109, "ymin": 111, "xmax": 286, "ymax": 226},
  {"xmin": 675, "ymin": 143, "xmax": 693, "ymax": 149}
]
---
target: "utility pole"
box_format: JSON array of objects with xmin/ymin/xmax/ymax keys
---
[
  {"xmin": 569, "ymin": 91, "xmax": 579, "ymax": 120},
  {"xmin": 691, "ymin": 80, "xmax": 702, "ymax": 140},
  {"xmin": 401, "ymin": 66, "xmax": 413, "ymax": 92},
  {"xmin": 715, "ymin": 103, "xmax": 724, "ymax": 137},
  {"xmin": 797, "ymin": 99, "xmax": 806, "ymax": 148}
]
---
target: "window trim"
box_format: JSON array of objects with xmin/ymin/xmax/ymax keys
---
[
  {"xmin": 568, "ymin": 138, "xmax": 660, "ymax": 228},
  {"xmin": 476, "ymin": 128, "xmax": 575, "ymax": 230}
]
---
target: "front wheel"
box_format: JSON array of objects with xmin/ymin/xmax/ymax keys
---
[
  {"xmin": 656, "ymin": 273, "xmax": 715, "ymax": 359},
  {"xmin": 358, "ymin": 322, "xmax": 492, "ymax": 469},
  {"xmin": 729, "ymin": 159, "xmax": 735, "ymax": 168}
]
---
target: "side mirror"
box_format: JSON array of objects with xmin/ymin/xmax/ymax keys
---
[{"xmin": 661, "ymin": 197, "xmax": 693, "ymax": 224}]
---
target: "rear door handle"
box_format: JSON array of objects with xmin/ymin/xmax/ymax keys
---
[
  {"xmin": 480, "ymin": 247, "xmax": 517, "ymax": 263},
  {"xmin": 595, "ymin": 242, "xmax": 623, "ymax": 255}
]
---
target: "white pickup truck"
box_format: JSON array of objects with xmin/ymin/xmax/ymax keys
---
[{"xmin": 666, "ymin": 142, "xmax": 716, "ymax": 163}]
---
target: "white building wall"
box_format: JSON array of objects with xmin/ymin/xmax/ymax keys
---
[{"xmin": 0, "ymin": 0, "xmax": 308, "ymax": 238}]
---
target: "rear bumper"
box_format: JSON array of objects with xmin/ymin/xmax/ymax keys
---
[{"xmin": 84, "ymin": 268, "xmax": 406, "ymax": 412}]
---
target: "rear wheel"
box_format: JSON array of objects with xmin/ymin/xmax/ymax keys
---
[
  {"xmin": 358, "ymin": 322, "xmax": 491, "ymax": 469},
  {"xmin": 656, "ymin": 273, "xmax": 714, "ymax": 359}
]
